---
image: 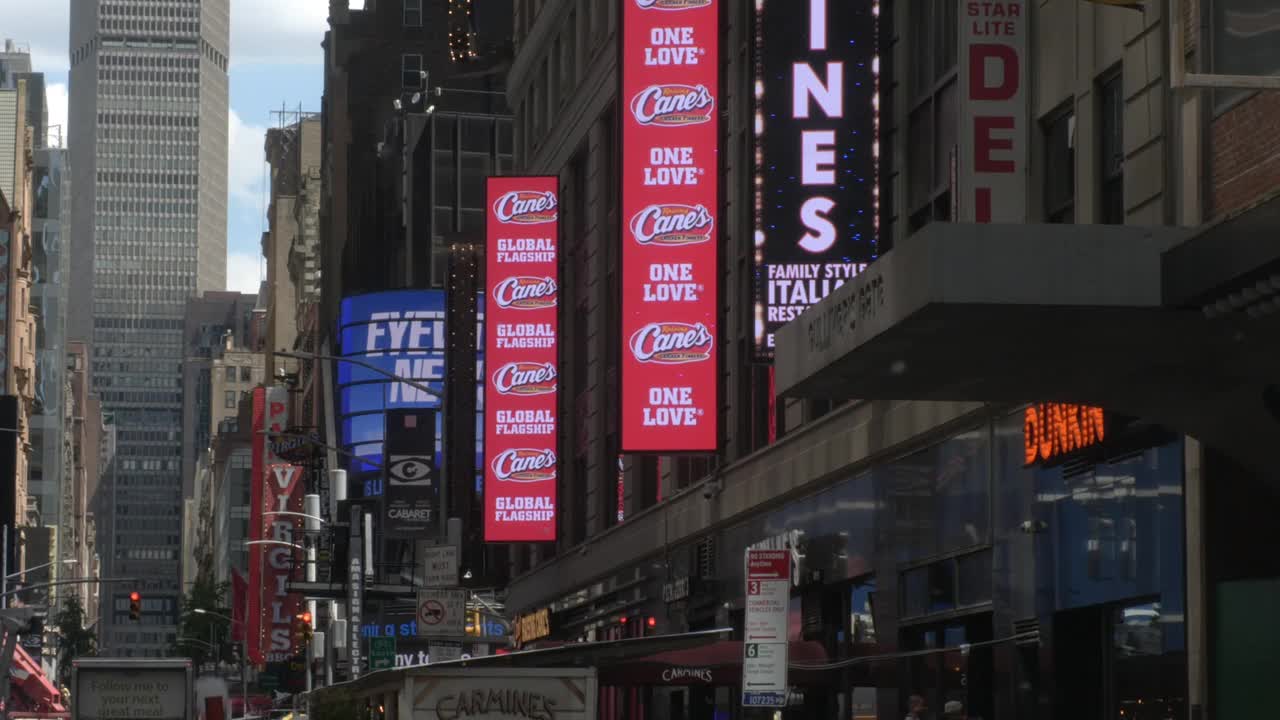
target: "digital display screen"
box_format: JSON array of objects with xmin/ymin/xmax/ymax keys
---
[
  {"xmin": 753, "ymin": 0, "xmax": 880, "ymax": 358},
  {"xmin": 620, "ymin": 0, "xmax": 720, "ymax": 452},
  {"xmin": 484, "ymin": 176, "xmax": 559, "ymax": 543}
]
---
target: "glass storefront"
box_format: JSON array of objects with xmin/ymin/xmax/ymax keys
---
[
  {"xmin": 702, "ymin": 409, "xmax": 1187, "ymax": 720},
  {"xmin": 526, "ymin": 408, "xmax": 1186, "ymax": 720}
]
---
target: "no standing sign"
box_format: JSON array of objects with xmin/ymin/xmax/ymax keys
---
[{"xmin": 742, "ymin": 549, "xmax": 791, "ymax": 707}]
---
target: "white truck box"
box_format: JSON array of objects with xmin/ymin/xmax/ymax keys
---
[
  {"xmin": 405, "ymin": 667, "xmax": 596, "ymax": 720},
  {"xmin": 72, "ymin": 658, "xmax": 194, "ymax": 720}
]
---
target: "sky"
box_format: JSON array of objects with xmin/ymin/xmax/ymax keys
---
[{"xmin": 0, "ymin": 0, "xmax": 330, "ymax": 294}]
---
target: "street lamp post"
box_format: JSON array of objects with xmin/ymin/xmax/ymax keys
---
[{"xmin": 194, "ymin": 609, "xmax": 248, "ymax": 719}]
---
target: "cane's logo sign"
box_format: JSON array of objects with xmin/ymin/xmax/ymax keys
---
[
  {"xmin": 493, "ymin": 276, "xmax": 557, "ymax": 309},
  {"xmin": 630, "ymin": 85, "xmax": 715, "ymax": 126},
  {"xmin": 636, "ymin": 0, "xmax": 711, "ymax": 9},
  {"xmin": 493, "ymin": 362, "xmax": 558, "ymax": 396},
  {"xmin": 630, "ymin": 322, "xmax": 713, "ymax": 364},
  {"xmin": 491, "ymin": 448, "xmax": 557, "ymax": 483},
  {"xmin": 492, "ymin": 190, "xmax": 558, "ymax": 225},
  {"xmin": 630, "ymin": 204, "xmax": 714, "ymax": 246}
]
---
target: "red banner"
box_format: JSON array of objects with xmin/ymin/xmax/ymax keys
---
[
  {"xmin": 621, "ymin": 0, "xmax": 719, "ymax": 453},
  {"xmin": 484, "ymin": 176, "xmax": 559, "ymax": 542},
  {"xmin": 246, "ymin": 386, "xmax": 290, "ymax": 664}
]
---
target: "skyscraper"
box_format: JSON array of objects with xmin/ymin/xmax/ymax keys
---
[{"xmin": 68, "ymin": 0, "xmax": 229, "ymax": 657}]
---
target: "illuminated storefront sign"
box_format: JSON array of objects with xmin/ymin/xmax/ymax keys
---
[
  {"xmin": 1023, "ymin": 404, "xmax": 1106, "ymax": 466},
  {"xmin": 512, "ymin": 607, "xmax": 552, "ymax": 649},
  {"xmin": 621, "ymin": 0, "xmax": 720, "ymax": 452},
  {"xmin": 958, "ymin": 0, "xmax": 1028, "ymax": 223},
  {"xmin": 753, "ymin": 0, "xmax": 881, "ymax": 358},
  {"xmin": 484, "ymin": 176, "xmax": 559, "ymax": 542}
]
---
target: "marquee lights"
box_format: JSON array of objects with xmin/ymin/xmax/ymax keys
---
[{"xmin": 753, "ymin": 0, "xmax": 881, "ymax": 359}]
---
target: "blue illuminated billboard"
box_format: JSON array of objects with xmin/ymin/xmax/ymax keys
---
[{"xmin": 337, "ymin": 291, "xmax": 484, "ymax": 498}]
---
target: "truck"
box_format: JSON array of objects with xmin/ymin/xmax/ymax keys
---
[
  {"xmin": 404, "ymin": 668, "xmax": 596, "ymax": 720},
  {"xmin": 72, "ymin": 658, "xmax": 194, "ymax": 720}
]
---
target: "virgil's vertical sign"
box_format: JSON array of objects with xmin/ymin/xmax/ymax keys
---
[
  {"xmin": 753, "ymin": 0, "xmax": 881, "ymax": 359},
  {"xmin": 484, "ymin": 176, "xmax": 559, "ymax": 542},
  {"xmin": 621, "ymin": 0, "xmax": 720, "ymax": 453}
]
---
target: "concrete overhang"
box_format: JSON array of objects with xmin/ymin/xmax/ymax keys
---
[{"xmin": 776, "ymin": 219, "xmax": 1280, "ymax": 474}]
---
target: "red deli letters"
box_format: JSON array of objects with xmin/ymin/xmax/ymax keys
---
[
  {"xmin": 621, "ymin": 0, "xmax": 719, "ymax": 453},
  {"xmin": 485, "ymin": 176, "xmax": 559, "ymax": 542}
]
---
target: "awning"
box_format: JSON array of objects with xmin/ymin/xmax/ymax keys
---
[
  {"xmin": 593, "ymin": 639, "xmax": 831, "ymax": 687},
  {"xmin": 775, "ymin": 218, "xmax": 1280, "ymax": 474},
  {"xmin": 435, "ymin": 630, "xmax": 883, "ymax": 687},
  {"xmin": 8, "ymin": 645, "xmax": 66, "ymax": 714}
]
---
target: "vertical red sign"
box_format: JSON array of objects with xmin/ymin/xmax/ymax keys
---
[
  {"xmin": 621, "ymin": 0, "xmax": 720, "ymax": 453},
  {"xmin": 261, "ymin": 463, "xmax": 305, "ymax": 661},
  {"xmin": 247, "ymin": 385, "xmax": 289, "ymax": 664},
  {"xmin": 484, "ymin": 176, "xmax": 559, "ymax": 543}
]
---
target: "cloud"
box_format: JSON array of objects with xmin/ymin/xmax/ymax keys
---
[
  {"xmin": 230, "ymin": 0, "xmax": 329, "ymax": 67},
  {"xmin": 225, "ymin": 251, "xmax": 263, "ymax": 294},
  {"xmin": 45, "ymin": 83, "xmax": 67, "ymax": 147},
  {"xmin": 227, "ymin": 109, "xmax": 267, "ymax": 209},
  {"xmin": 0, "ymin": 6, "xmax": 70, "ymax": 74}
]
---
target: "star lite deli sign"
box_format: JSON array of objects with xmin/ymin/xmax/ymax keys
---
[
  {"xmin": 957, "ymin": 0, "xmax": 1028, "ymax": 223},
  {"xmin": 485, "ymin": 176, "xmax": 559, "ymax": 542},
  {"xmin": 620, "ymin": 0, "xmax": 719, "ymax": 453}
]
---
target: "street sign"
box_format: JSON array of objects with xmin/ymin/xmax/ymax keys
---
[
  {"xmin": 428, "ymin": 641, "xmax": 463, "ymax": 664},
  {"xmin": 417, "ymin": 542, "xmax": 459, "ymax": 587},
  {"xmin": 742, "ymin": 549, "xmax": 790, "ymax": 708},
  {"xmin": 369, "ymin": 636, "xmax": 396, "ymax": 671},
  {"xmin": 416, "ymin": 588, "xmax": 467, "ymax": 638}
]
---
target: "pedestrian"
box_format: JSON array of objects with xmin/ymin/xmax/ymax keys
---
[{"xmin": 905, "ymin": 694, "xmax": 929, "ymax": 720}]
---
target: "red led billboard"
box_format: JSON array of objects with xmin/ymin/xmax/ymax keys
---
[
  {"xmin": 621, "ymin": 0, "xmax": 719, "ymax": 453},
  {"xmin": 484, "ymin": 176, "xmax": 559, "ymax": 542}
]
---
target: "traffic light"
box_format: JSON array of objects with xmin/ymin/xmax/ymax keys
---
[
  {"xmin": 465, "ymin": 609, "xmax": 481, "ymax": 637},
  {"xmin": 129, "ymin": 592, "xmax": 141, "ymax": 621},
  {"xmin": 293, "ymin": 611, "xmax": 314, "ymax": 648}
]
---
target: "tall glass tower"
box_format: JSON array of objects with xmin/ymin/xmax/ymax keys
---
[{"xmin": 68, "ymin": 0, "xmax": 229, "ymax": 657}]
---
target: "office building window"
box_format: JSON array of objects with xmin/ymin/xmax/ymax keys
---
[
  {"xmin": 1098, "ymin": 71, "xmax": 1123, "ymax": 225},
  {"xmin": 404, "ymin": 0, "xmax": 422, "ymax": 26},
  {"xmin": 402, "ymin": 54, "xmax": 423, "ymax": 89},
  {"xmin": 1042, "ymin": 105, "xmax": 1075, "ymax": 224},
  {"xmin": 241, "ymin": 366, "xmax": 252, "ymax": 382},
  {"xmin": 224, "ymin": 391, "xmax": 236, "ymax": 409},
  {"xmin": 906, "ymin": 0, "xmax": 959, "ymax": 232},
  {"xmin": 225, "ymin": 366, "xmax": 236, "ymax": 382}
]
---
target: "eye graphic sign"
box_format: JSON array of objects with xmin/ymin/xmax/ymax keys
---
[
  {"xmin": 383, "ymin": 409, "xmax": 440, "ymax": 536},
  {"xmin": 621, "ymin": 0, "xmax": 720, "ymax": 453},
  {"xmin": 752, "ymin": 0, "xmax": 881, "ymax": 359},
  {"xmin": 484, "ymin": 176, "xmax": 559, "ymax": 543}
]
